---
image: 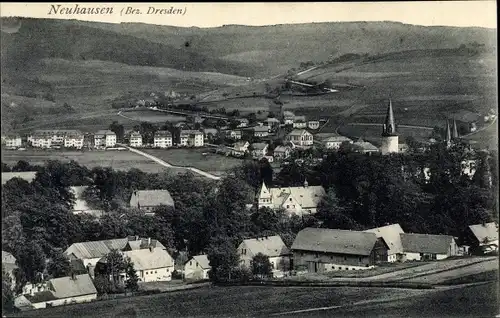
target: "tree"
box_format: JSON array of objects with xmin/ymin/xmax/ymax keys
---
[
  {"xmin": 2, "ymin": 162, "xmax": 11, "ymax": 172},
  {"xmin": 103, "ymin": 249, "xmax": 126, "ymax": 286},
  {"xmin": 125, "ymin": 257, "xmax": 139, "ymax": 292},
  {"xmin": 207, "ymin": 237, "xmax": 240, "ymax": 282},
  {"xmin": 16, "ymin": 241, "xmax": 46, "ymax": 284},
  {"xmin": 2, "ymin": 265, "xmax": 15, "ymax": 315},
  {"xmin": 109, "ymin": 121, "xmax": 125, "ymax": 142},
  {"xmin": 46, "ymin": 248, "xmax": 71, "ymax": 278},
  {"xmin": 252, "ymin": 253, "xmax": 273, "ymax": 279},
  {"xmin": 93, "ymin": 274, "xmax": 111, "ymax": 296}
]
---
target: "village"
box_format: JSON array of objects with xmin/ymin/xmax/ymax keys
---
[{"xmin": 1, "ymin": 98, "xmax": 497, "ymax": 313}]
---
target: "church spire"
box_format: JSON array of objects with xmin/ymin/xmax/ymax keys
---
[
  {"xmin": 452, "ymin": 120, "xmax": 459, "ymax": 139},
  {"xmin": 259, "ymin": 181, "xmax": 271, "ymax": 199},
  {"xmin": 382, "ymin": 98, "xmax": 396, "ymax": 136},
  {"xmin": 445, "ymin": 120, "xmax": 452, "ymax": 147}
]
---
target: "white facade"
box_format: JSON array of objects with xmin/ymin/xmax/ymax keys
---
[
  {"xmin": 323, "ymin": 137, "xmax": 353, "ymax": 150},
  {"xmin": 380, "ymin": 136, "xmax": 399, "ymax": 155},
  {"xmin": 307, "ymin": 121, "xmax": 320, "ymax": 130},
  {"xmin": 285, "ymin": 130, "xmax": 314, "ymax": 147},
  {"xmin": 292, "ymin": 251, "xmax": 375, "ymax": 273},
  {"xmin": 293, "ymin": 121, "xmax": 307, "ymax": 129},
  {"xmin": 154, "ymin": 136, "xmax": 173, "ymax": 148},
  {"xmin": 4, "ymin": 136, "xmax": 22, "ymax": 148},
  {"xmin": 31, "ymin": 137, "xmax": 52, "ymax": 148},
  {"xmin": 94, "ymin": 131, "xmax": 116, "ymax": 148},
  {"xmin": 188, "ymin": 133, "xmax": 204, "ymax": 147},
  {"xmin": 36, "ymin": 294, "xmax": 97, "ymax": 309},
  {"xmin": 137, "ymin": 266, "xmax": 173, "ymax": 282},
  {"xmin": 184, "ymin": 257, "xmax": 211, "ymax": 280},
  {"xmin": 403, "ymin": 252, "xmax": 448, "ymax": 262},
  {"xmin": 64, "ymin": 136, "xmax": 84, "ymax": 149},
  {"xmin": 129, "ymin": 133, "xmax": 143, "ymax": 148}
]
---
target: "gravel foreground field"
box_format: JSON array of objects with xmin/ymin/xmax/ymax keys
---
[{"xmin": 10, "ymin": 282, "xmax": 498, "ymax": 318}]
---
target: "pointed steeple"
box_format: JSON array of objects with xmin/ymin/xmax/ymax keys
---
[
  {"xmin": 445, "ymin": 120, "xmax": 452, "ymax": 148},
  {"xmin": 452, "ymin": 120, "xmax": 459, "ymax": 139},
  {"xmin": 382, "ymin": 98, "xmax": 396, "ymax": 136},
  {"xmin": 259, "ymin": 181, "xmax": 271, "ymax": 199}
]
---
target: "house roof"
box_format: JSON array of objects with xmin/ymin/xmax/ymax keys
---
[
  {"xmin": 181, "ymin": 130, "xmax": 203, "ymax": 136},
  {"xmin": 241, "ymin": 235, "xmax": 290, "ymax": 257},
  {"xmin": 2, "ymin": 171, "xmax": 37, "ymax": 185},
  {"xmin": 234, "ymin": 141, "xmax": 249, "ymax": 148},
  {"xmin": 400, "ymin": 233, "xmax": 455, "ymax": 254},
  {"xmin": 274, "ymin": 145, "xmax": 291, "ymax": 153},
  {"xmin": 269, "ymin": 185, "xmax": 326, "ymax": 209},
  {"xmin": 283, "ymin": 111, "xmax": 295, "ymax": 117},
  {"xmin": 266, "ymin": 118, "xmax": 280, "ymax": 123},
  {"xmin": 287, "ymin": 129, "xmax": 311, "ymax": 137},
  {"xmin": 353, "ymin": 140, "xmax": 379, "ymax": 152},
  {"xmin": 2, "ymin": 250, "xmax": 17, "ymax": 264},
  {"xmin": 253, "ymin": 126, "xmax": 269, "ymax": 133},
  {"xmin": 292, "ymin": 228, "xmax": 379, "ymax": 256},
  {"xmin": 189, "ymin": 254, "xmax": 211, "ymax": 269},
  {"xmin": 203, "ymin": 128, "xmax": 218, "ymax": 134},
  {"xmin": 65, "ymin": 237, "xmax": 166, "ymax": 260},
  {"xmin": 364, "ymin": 224, "xmax": 405, "ymax": 255},
  {"xmin": 238, "ymin": 118, "xmax": 249, "ymax": 123},
  {"xmin": 95, "ymin": 130, "xmax": 115, "ymax": 136},
  {"xmin": 468, "ymin": 222, "xmax": 499, "ymax": 244},
  {"xmin": 155, "ymin": 130, "xmax": 172, "ymax": 138},
  {"xmin": 324, "ymin": 136, "xmax": 353, "ymax": 143},
  {"xmin": 124, "ymin": 247, "xmax": 174, "ymax": 270},
  {"xmin": 252, "ymin": 143, "xmax": 268, "ymax": 151},
  {"xmin": 129, "ymin": 190, "xmax": 174, "ymax": 208},
  {"xmin": 50, "ymin": 274, "xmax": 97, "ymax": 299}
]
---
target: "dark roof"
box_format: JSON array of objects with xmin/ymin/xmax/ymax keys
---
[
  {"xmin": 291, "ymin": 228, "xmax": 379, "ymax": 256},
  {"xmin": 400, "ymin": 233, "xmax": 455, "ymax": 254},
  {"xmin": 25, "ymin": 291, "xmax": 58, "ymax": 303}
]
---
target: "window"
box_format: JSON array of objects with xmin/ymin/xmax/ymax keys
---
[
  {"xmin": 315, "ymin": 253, "xmax": 319, "ymax": 258},
  {"xmin": 146, "ymin": 272, "xmax": 148, "ymax": 275},
  {"xmin": 190, "ymin": 261, "xmax": 192, "ymax": 266},
  {"xmin": 155, "ymin": 271, "xmax": 157, "ymax": 274},
  {"xmin": 287, "ymin": 205, "xmax": 290, "ymax": 209},
  {"xmin": 359, "ymin": 257, "xmax": 362, "ymax": 262},
  {"xmin": 344, "ymin": 256, "xmax": 347, "ymax": 261},
  {"xmin": 289, "ymin": 198, "xmax": 292, "ymax": 201}
]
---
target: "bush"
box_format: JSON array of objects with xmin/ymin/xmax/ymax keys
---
[{"xmin": 171, "ymin": 270, "xmax": 183, "ymax": 280}]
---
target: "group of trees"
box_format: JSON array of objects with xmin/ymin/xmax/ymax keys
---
[{"xmin": 93, "ymin": 250, "xmax": 138, "ymax": 296}]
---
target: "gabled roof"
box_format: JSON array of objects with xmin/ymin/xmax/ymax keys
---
[
  {"xmin": 154, "ymin": 130, "xmax": 172, "ymax": 138},
  {"xmin": 400, "ymin": 233, "xmax": 455, "ymax": 254},
  {"xmin": 265, "ymin": 118, "xmax": 280, "ymax": 123},
  {"xmin": 251, "ymin": 143, "xmax": 268, "ymax": 151},
  {"xmin": 129, "ymin": 190, "xmax": 174, "ymax": 208},
  {"xmin": 189, "ymin": 255, "xmax": 211, "ymax": 269},
  {"xmin": 324, "ymin": 136, "xmax": 352, "ymax": 143},
  {"xmin": 234, "ymin": 141, "xmax": 249, "ymax": 148},
  {"xmin": 50, "ymin": 274, "xmax": 97, "ymax": 299},
  {"xmin": 364, "ymin": 224, "xmax": 405, "ymax": 255},
  {"xmin": 287, "ymin": 129, "xmax": 312, "ymax": 137},
  {"xmin": 353, "ymin": 140, "xmax": 379, "ymax": 152},
  {"xmin": 2, "ymin": 171, "xmax": 37, "ymax": 185},
  {"xmin": 2, "ymin": 250, "xmax": 17, "ymax": 264},
  {"xmin": 274, "ymin": 145, "xmax": 291, "ymax": 153},
  {"xmin": 124, "ymin": 247, "xmax": 174, "ymax": 270},
  {"xmin": 25, "ymin": 291, "xmax": 58, "ymax": 303},
  {"xmin": 468, "ymin": 222, "xmax": 499, "ymax": 244},
  {"xmin": 95, "ymin": 130, "xmax": 116, "ymax": 136},
  {"xmin": 269, "ymin": 185, "xmax": 326, "ymax": 209},
  {"xmin": 292, "ymin": 228, "xmax": 379, "ymax": 256},
  {"xmin": 241, "ymin": 235, "xmax": 290, "ymax": 257},
  {"xmin": 65, "ymin": 237, "xmax": 166, "ymax": 260},
  {"xmin": 253, "ymin": 126, "xmax": 269, "ymax": 133},
  {"xmin": 181, "ymin": 130, "xmax": 203, "ymax": 136}
]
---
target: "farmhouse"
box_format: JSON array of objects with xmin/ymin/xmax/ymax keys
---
[
  {"xmin": 307, "ymin": 121, "xmax": 320, "ymax": 130},
  {"xmin": 257, "ymin": 180, "xmax": 326, "ymax": 215},
  {"xmin": 64, "ymin": 236, "xmax": 168, "ymax": 277},
  {"xmin": 2, "ymin": 171, "xmax": 37, "ymax": 185},
  {"xmin": 364, "ymin": 224, "xmax": 405, "ymax": 263},
  {"xmin": 238, "ymin": 235, "xmax": 291, "ymax": 277},
  {"xmin": 154, "ymin": 130, "xmax": 173, "ymax": 148},
  {"xmin": 353, "ymin": 138, "xmax": 379, "ymax": 154},
  {"xmin": 251, "ymin": 143, "xmax": 269, "ymax": 159},
  {"xmin": 2, "ymin": 251, "xmax": 18, "ymax": 290},
  {"xmin": 273, "ymin": 145, "xmax": 293, "ymax": 160},
  {"xmin": 129, "ymin": 190, "xmax": 175, "ymax": 214},
  {"xmin": 285, "ymin": 129, "xmax": 314, "ymax": 147},
  {"xmin": 291, "ymin": 228, "xmax": 389, "ymax": 273},
  {"xmin": 180, "ymin": 130, "xmax": 204, "ymax": 147},
  {"xmin": 94, "ymin": 130, "xmax": 116, "ymax": 149},
  {"xmin": 16, "ymin": 274, "xmax": 97, "ymax": 310},
  {"xmin": 3, "ymin": 134, "xmax": 22, "ymax": 149},
  {"xmin": 399, "ymin": 233, "xmax": 459, "ymax": 261},
  {"xmin": 253, "ymin": 126, "xmax": 270, "ymax": 138},
  {"xmin": 122, "ymin": 246, "xmax": 175, "ymax": 282},
  {"xmin": 70, "ymin": 186, "xmax": 104, "ymax": 218},
  {"xmin": 463, "ymin": 222, "xmax": 498, "ymax": 254},
  {"xmin": 184, "ymin": 254, "xmax": 211, "ymax": 280},
  {"xmin": 129, "ymin": 131, "xmax": 143, "ymax": 148},
  {"xmin": 323, "ymin": 136, "xmax": 353, "ymax": 150}
]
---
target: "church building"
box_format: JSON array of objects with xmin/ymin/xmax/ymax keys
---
[{"xmin": 380, "ymin": 99, "xmax": 399, "ymax": 155}]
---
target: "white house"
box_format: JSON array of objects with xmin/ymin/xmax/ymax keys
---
[
  {"xmin": 399, "ymin": 233, "xmax": 459, "ymax": 261},
  {"xmin": 30, "ymin": 133, "xmax": 52, "ymax": 148},
  {"xmin": 253, "ymin": 126, "xmax": 270, "ymax": 138},
  {"xmin": 3, "ymin": 135, "xmax": 22, "ymax": 149},
  {"xmin": 180, "ymin": 130, "xmax": 204, "ymax": 147},
  {"xmin": 285, "ymin": 129, "xmax": 314, "ymax": 147},
  {"xmin": 307, "ymin": 121, "xmax": 320, "ymax": 130},
  {"xmin": 265, "ymin": 118, "xmax": 281, "ymax": 129},
  {"xmin": 16, "ymin": 274, "xmax": 97, "ymax": 310},
  {"xmin": 293, "ymin": 118, "xmax": 307, "ymax": 129},
  {"xmin": 273, "ymin": 145, "xmax": 292, "ymax": 160},
  {"xmin": 154, "ymin": 130, "xmax": 173, "ymax": 148},
  {"xmin": 323, "ymin": 136, "xmax": 353, "ymax": 150},
  {"xmin": 251, "ymin": 143, "xmax": 269, "ymax": 159},
  {"xmin": 353, "ymin": 139, "xmax": 379, "ymax": 154},
  {"xmin": 222, "ymin": 130, "xmax": 242, "ymax": 140},
  {"xmin": 364, "ymin": 224, "xmax": 405, "ymax": 263},
  {"xmin": 94, "ymin": 130, "xmax": 116, "ymax": 148},
  {"xmin": 257, "ymin": 181, "xmax": 326, "ymax": 215},
  {"xmin": 63, "ymin": 131, "xmax": 84, "ymax": 149},
  {"xmin": 129, "ymin": 131, "xmax": 143, "ymax": 148},
  {"xmin": 232, "ymin": 141, "xmax": 250, "ymax": 157},
  {"xmin": 184, "ymin": 254, "xmax": 211, "ymax": 280},
  {"xmin": 123, "ymin": 246, "xmax": 175, "ymax": 282},
  {"xmin": 237, "ymin": 235, "xmax": 291, "ymax": 277},
  {"xmin": 129, "ymin": 190, "xmax": 175, "ymax": 215}
]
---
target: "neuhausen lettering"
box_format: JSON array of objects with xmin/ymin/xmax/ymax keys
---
[{"xmin": 48, "ymin": 4, "xmax": 114, "ymax": 15}]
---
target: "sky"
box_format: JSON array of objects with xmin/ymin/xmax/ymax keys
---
[{"xmin": 0, "ymin": 2, "xmax": 497, "ymax": 29}]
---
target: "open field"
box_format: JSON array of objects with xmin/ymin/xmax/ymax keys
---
[
  {"xmin": 141, "ymin": 148, "xmax": 244, "ymax": 176},
  {"xmin": 0, "ymin": 149, "xmax": 186, "ymax": 174},
  {"xmin": 119, "ymin": 109, "xmax": 186, "ymax": 123}
]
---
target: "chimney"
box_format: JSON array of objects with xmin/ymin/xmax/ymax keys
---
[
  {"xmin": 136, "ymin": 235, "xmax": 139, "ymax": 241},
  {"xmin": 148, "ymin": 237, "xmax": 151, "ymax": 245}
]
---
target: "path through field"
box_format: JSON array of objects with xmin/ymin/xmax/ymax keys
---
[{"xmin": 121, "ymin": 145, "xmax": 221, "ymax": 180}]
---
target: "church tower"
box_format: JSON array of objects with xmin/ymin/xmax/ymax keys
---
[
  {"xmin": 380, "ymin": 98, "xmax": 399, "ymax": 155},
  {"xmin": 452, "ymin": 120, "xmax": 459, "ymax": 140},
  {"xmin": 445, "ymin": 120, "xmax": 452, "ymax": 148},
  {"xmin": 257, "ymin": 182, "xmax": 273, "ymax": 209}
]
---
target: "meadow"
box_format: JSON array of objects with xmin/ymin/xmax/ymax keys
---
[
  {"xmin": 1, "ymin": 149, "xmax": 182, "ymax": 174},
  {"xmin": 142, "ymin": 148, "xmax": 244, "ymax": 176}
]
